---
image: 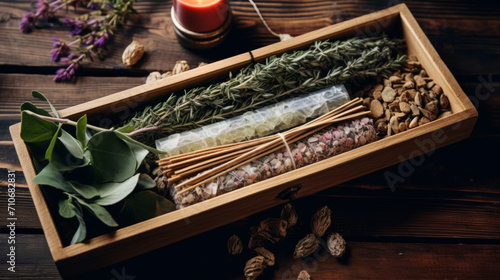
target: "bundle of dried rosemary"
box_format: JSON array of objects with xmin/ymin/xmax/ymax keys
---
[{"xmin": 122, "ymin": 36, "xmax": 406, "ymax": 145}]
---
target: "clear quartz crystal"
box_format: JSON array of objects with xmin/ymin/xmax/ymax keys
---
[{"xmin": 156, "ymin": 85, "xmax": 350, "ymax": 157}]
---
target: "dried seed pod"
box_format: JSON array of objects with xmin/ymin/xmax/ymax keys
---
[
  {"xmin": 327, "ymin": 233, "xmax": 346, "ymax": 258},
  {"xmin": 227, "ymin": 234, "xmax": 243, "ymax": 256},
  {"xmin": 244, "ymin": 256, "xmax": 266, "ymax": 280},
  {"xmin": 146, "ymin": 71, "xmax": 162, "ymax": 84},
  {"xmin": 254, "ymin": 247, "xmax": 275, "ymax": 266},
  {"xmin": 297, "ymin": 270, "xmax": 311, "ymax": 280},
  {"xmin": 172, "ymin": 60, "xmax": 190, "ymax": 75},
  {"xmin": 248, "ymin": 228, "xmax": 277, "ymax": 249},
  {"xmin": 440, "ymin": 94, "xmax": 450, "ymax": 109},
  {"xmin": 122, "ymin": 40, "xmax": 145, "ymax": 66},
  {"xmin": 311, "ymin": 206, "xmax": 332, "ymax": 237},
  {"xmin": 294, "ymin": 234, "xmax": 319, "ymax": 258},
  {"xmin": 281, "ymin": 203, "xmax": 298, "ymax": 228},
  {"xmin": 259, "ymin": 218, "xmax": 288, "ymax": 239},
  {"xmin": 370, "ymin": 99, "xmax": 384, "ymax": 119}
]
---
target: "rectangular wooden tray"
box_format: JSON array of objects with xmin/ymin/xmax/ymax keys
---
[{"xmin": 10, "ymin": 4, "xmax": 478, "ymax": 277}]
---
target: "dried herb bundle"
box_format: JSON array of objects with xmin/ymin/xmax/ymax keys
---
[{"xmin": 123, "ymin": 36, "xmax": 406, "ymax": 145}]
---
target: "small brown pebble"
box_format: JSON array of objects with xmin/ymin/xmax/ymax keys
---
[
  {"xmin": 388, "ymin": 100, "xmax": 401, "ymax": 113},
  {"xmin": 420, "ymin": 69, "xmax": 427, "ymax": 77},
  {"xmin": 425, "ymin": 100, "xmax": 440, "ymax": 116},
  {"xmin": 414, "ymin": 75, "xmax": 427, "ymax": 88},
  {"xmin": 381, "ymin": 87, "xmax": 397, "ymax": 103},
  {"xmin": 415, "ymin": 92, "xmax": 423, "ymax": 107},
  {"xmin": 394, "ymin": 112, "xmax": 407, "ymax": 120},
  {"xmin": 370, "ymin": 99, "xmax": 384, "ymax": 119},
  {"xmin": 297, "ymin": 270, "xmax": 311, "ymax": 280},
  {"xmin": 363, "ymin": 97, "xmax": 372, "ymax": 109},
  {"xmin": 404, "ymin": 73, "xmax": 414, "ymax": 82},
  {"xmin": 377, "ymin": 121, "xmax": 388, "ymax": 134},
  {"xmin": 437, "ymin": 111, "xmax": 453, "ymax": 119},
  {"xmin": 373, "ymin": 90, "xmax": 382, "ymax": 101},
  {"xmin": 403, "ymin": 80, "xmax": 415, "ymax": 89},
  {"xmin": 407, "ymin": 89, "xmax": 417, "ymax": 100},
  {"xmin": 399, "ymin": 102, "xmax": 411, "ymax": 114},
  {"xmin": 399, "ymin": 122, "xmax": 407, "ymax": 132},
  {"xmin": 383, "ymin": 79, "xmax": 392, "ymax": 88},
  {"xmin": 384, "ymin": 109, "xmax": 391, "ymax": 121},
  {"xmin": 327, "ymin": 233, "xmax": 347, "ymax": 258},
  {"xmin": 405, "ymin": 117, "xmax": 411, "ymax": 128},
  {"xmin": 410, "ymin": 103, "xmax": 420, "ymax": 116},
  {"xmin": 427, "ymin": 81, "xmax": 436, "ymax": 90},
  {"xmin": 419, "ymin": 107, "xmax": 437, "ymax": 121},
  {"xmin": 373, "ymin": 84, "xmax": 384, "ymax": 91}
]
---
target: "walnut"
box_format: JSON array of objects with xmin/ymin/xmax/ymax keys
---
[
  {"xmin": 172, "ymin": 60, "xmax": 190, "ymax": 75},
  {"xmin": 327, "ymin": 233, "xmax": 346, "ymax": 258},
  {"xmin": 293, "ymin": 234, "xmax": 319, "ymax": 259},
  {"xmin": 244, "ymin": 256, "xmax": 266, "ymax": 280},
  {"xmin": 281, "ymin": 203, "xmax": 298, "ymax": 228},
  {"xmin": 310, "ymin": 205, "xmax": 331, "ymax": 237},
  {"xmin": 122, "ymin": 40, "xmax": 144, "ymax": 66},
  {"xmin": 227, "ymin": 234, "xmax": 243, "ymax": 256}
]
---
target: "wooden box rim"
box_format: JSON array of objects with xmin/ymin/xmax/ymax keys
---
[{"xmin": 9, "ymin": 4, "xmax": 478, "ymax": 276}]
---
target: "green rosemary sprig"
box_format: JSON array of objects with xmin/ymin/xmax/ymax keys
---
[{"xmin": 123, "ymin": 36, "xmax": 406, "ymax": 145}]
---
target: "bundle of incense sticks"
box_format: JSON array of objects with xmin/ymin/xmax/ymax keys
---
[{"xmin": 158, "ymin": 98, "xmax": 377, "ymax": 207}]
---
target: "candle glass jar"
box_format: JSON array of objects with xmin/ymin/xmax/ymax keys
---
[{"xmin": 171, "ymin": 0, "xmax": 232, "ymax": 49}]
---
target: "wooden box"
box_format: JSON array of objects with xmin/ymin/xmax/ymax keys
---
[{"xmin": 9, "ymin": 4, "xmax": 477, "ymax": 277}]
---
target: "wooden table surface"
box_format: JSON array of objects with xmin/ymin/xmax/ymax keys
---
[{"xmin": 1, "ymin": 0, "xmax": 499, "ymax": 279}]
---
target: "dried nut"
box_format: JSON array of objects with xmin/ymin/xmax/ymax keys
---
[
  {"xmin": 415, "ymin": 92, "xmax": 423, "ymax": 107},
  {"xmin": 404, "ymin": 73, "xmax": 414, "ymax": 82},
  {"xmin": 370, "ymin": 99, "xmax": 384, "ymax": 119},
  {"xmin": 419, "ymin": 116, "xmax": 430, "ymax": 126},
  {"xmin": 409, "ymin": 116, "xmax": 419, "ymax": 128},
  {"xmin": 389, "ymin": 75, "xmax": 403, "ymax": 83},
  {"xmin": 297, "ymin": 270, "xmax": 311, "ymax": 280},
  {"xmin": 122, "ymin": 40, "xmax": 145, "ymax": 66},
  {"xmin": 161, "ymin": 71, "xmax": 172, "ymax": 78},
  {"xmin": 427, "ymin": 81, "xmax": 436, "ymax": 90},
  {"xmin": 377, "ymin": 121, "xmax": 388, "ymax": 134},
  {"xmin": 425, "ymin": 100, "xmax": 440, "ymax": 115},
  {"xmin": 373, "ymin": 90, "xmax": 382, "ymax": 101},
  {"xmin": 281, "ymin": 203, "xmax": 298, "ymax": 229},
  {"xmin": 389, "ymin": 116, "xmax": 399, "ymax": 134},
  {"xmin": 403, "ymin": 81, "xmax": 415, "ymax": 89},
  {"xmin": 293, "ymin": 234, "xmax": 319, "ymax": 258},
  {"xmin": 398, "ymin": 122, "xmax": 407, "ymax": 132},
  {"xmin": 244, "ymin": 256, "xmax": 266, "ymax": 280},
  {"xmin": 432, "ymin": 84, "xmax": 443, "ymax": 95},
  {"xmin": 438, "ymin": 111, "xmax": 453, "ymax": 119},
  {"xmin": 327, "ymin": 233, "xmax": 347, "ymax": 258},
  {"xmin": 414, "ymin": 75, "xmax": 426, "ymax": 88},
  {"xmin": 394, "ymin": 112, "xmax": 406, "ymax": 120},
  {"xmin": 381, "ymin": 87, "xmax": 397, "ymax": 103},
  {"xmin": 259, "ymin": 218, "xmax": 288, "ymax": 239},
  {"xmin": 311, "ymin": 205, "xmax": 332, "ymax": 237},
  {"xmin": 419, "ymin": 107, "xmax": 437, "ymax": 121},
  {"xmin": 388, "ymin": 100, "xmax": 401, "ymax": 113},
  {"xmin": 254, "ymin": 247, "xmax": 275, "ymax": 266},
  {"xmin": 227, "ymin": 234, "xmax": 243, "ymax": 255},
  {"xmin": 172, "ymin": 60, "xmax": 190, "ymax": 75},
  {"xmin": 440, "ymin": 94, "xmax": 450, "ymax": 109},
  {"xmin": 145, "ymin": 71, "xmax": 162, "ymax": 84},
  {"xmin": 383, "ymin": 79, "xmax": 392, "ymax": 88},
  {"xmin": 405, "ymin": 117, "xmax": 411, "ymax": 128},
  {"xmin": 363, "ymin": 97, "xmax": 372, "ymax": 109},
  {"xmin": 373, "ymin": 84, "xmax": 384, "ymax": 91},
  {"xmin": 407, "ymin": 89, "xmax": 417, "ymax": 100},
  {"xmin": 420, "ymin": 69, "xmax": 428, "ymax": 77},
  {"xmin": 399, "ymin": 102, "xmax": 411, "ymax": 114},
  {"xmin": 410, "ymin": 103, "xmax": 420, "ymax": 116}
]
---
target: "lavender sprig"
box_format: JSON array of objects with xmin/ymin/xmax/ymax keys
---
[{"xmin": 20, "ymin": 0, "xmax": 136, "ymax": 81}]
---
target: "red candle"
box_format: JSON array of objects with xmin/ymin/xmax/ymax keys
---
[{"xmin": 173, "ymin": 0, "xmax": 229, "ymax": 33}]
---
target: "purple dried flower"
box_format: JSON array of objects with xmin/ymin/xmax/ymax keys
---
[
  {"xmin": 93, "ymin": 32, "xmax": 109, "ymax": 49},
  {"xmin": 20, "ymin": 12, "xmax": 35, "ymax": 33},
  {"xmin": 64, "ymin": 18, "xmax": 88, "ymax": 35},
  {"xmin": 35, "ymin": 0, "xmax": 50, "ymax": 21},
  {"xmin": 50, "ymin": 37, "xmax": 70, "ymax": 62},
  {"xmin": 54, "ymin": 67, "xmax": 72, "ymax": 81}
]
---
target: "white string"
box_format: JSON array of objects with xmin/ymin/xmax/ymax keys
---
[
  {"xmin": 277, "ymin": 133, "xmax": 297, "ymax": 170},
  {"xmin": 247, "ymin": 0, "xmax": 292, "ymax": 41}
]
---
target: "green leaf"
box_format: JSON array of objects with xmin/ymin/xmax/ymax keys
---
[
  {"xmin": 70, "ymin": 206, "xmax": 87, "ymax": 245},
  {"xmin": 50, "ymin": 143, "xmax": 91, "ymax": 171},
  {"xmin": 135, "ymin": 173, "xmax": 156, "ymax": 191},
  {"xmin": 20, "ymin": 101, "xmax": 51, "ymax": 117},
  {"xmin": 76, "ymin": 115, "xmax": 87, "ymax": 148},
  {"xmin": 59, "ymin": 130, "xmax": 84, "ymax": 159},
  {"xmin": 32, "ymin": 90, "xmax": 59, "ymax": 118},
  {"xmin": 116, "ymin": 125, "xmax": 135, "ymax": 133},
  {"xmin": 93, "ymin": 174, "xmax": 140, "ymax": 206},
  {"xmin": 74, "ymin": 196, "xmax": 118, "ymax": 227},
  {"xmin": 87, "ymin": 131, "xmax": 137, "ymax": 182},
  {"xmin": 69, "ymin": 181, "xmax": 100, "ymax": 200},
  {"xmin": 45, "ymin": 124, "xmax": 62, "ymax": 160},
  {"xmin": 20, "ymin": 111, "xmax": 59, "ymax": 142},
  {"xmin": 33, "ymin": 164, "xmax": 77, "ymax": 193},
  {"xmin": 125, "ymin": 141, "xmax": 149, "ymax": 169},
  {"xmin": 115, "ymin": 131, "xmax": 167, "ymax": 155},
  {"xmin": 58, "ymin": 197, "xmax": 76, "ymax": 219},
  {"xmin": 118, "ymin": 191, "xmax": 175, "ymax": 225}
]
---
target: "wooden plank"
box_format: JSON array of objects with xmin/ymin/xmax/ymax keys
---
[{"xmin": 5, "ymin": 233, "xmax": 498, "ymax": 280}]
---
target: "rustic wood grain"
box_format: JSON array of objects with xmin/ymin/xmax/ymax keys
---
[{"xmin": 0, "ymin": 0, "xmax": 498, "ymax": 279}]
